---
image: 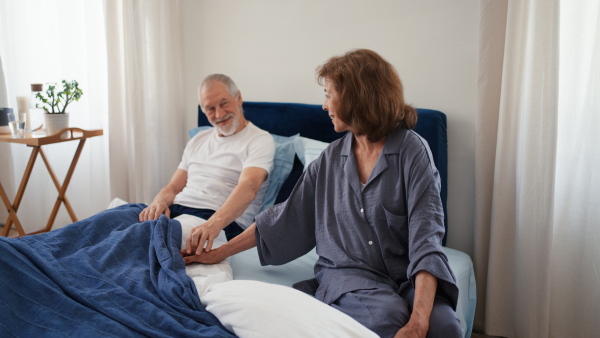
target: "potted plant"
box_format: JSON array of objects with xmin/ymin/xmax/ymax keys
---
[{"xmin": 35, "ymin": 80, "xmax": 83, "ymax": 136}]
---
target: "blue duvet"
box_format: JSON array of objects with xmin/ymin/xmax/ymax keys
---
[{"xmin": 0, "ymin": 203, "xmax": 234, "ymax": 337}]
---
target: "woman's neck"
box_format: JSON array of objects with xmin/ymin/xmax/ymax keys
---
[
  {"xmin": 353, "ymin": 134, "xmax": 386, "ymax": 154},
  {"xmin": 353, "ymin": 134, "xmax": 386, "ymax": 184}
]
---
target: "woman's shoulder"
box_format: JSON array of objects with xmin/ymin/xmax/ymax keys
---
[
  {"xmin": 403, "ymin": 129, "xmax": 430, "ymax": 151},
  {"xmin": 385, "ymin": 127, "xmax": 426, "ymax": 150},
  {"xmin": 390, "ymin": 128, "xmax": 437, "ymax": 170}
]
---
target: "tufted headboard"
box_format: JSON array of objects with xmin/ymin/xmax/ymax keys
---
[{"xmin": 198, "ymin": 101, "xmax": 449, "ymax": 245}]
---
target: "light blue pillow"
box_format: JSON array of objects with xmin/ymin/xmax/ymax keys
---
[
  {"xmin": 260, "ymin": 133, "xmax": 298, "ymax": 212},
  {"xmin": 294, "ymin": 136, "xmax": 330, "ymax": 171},
  {"xmin": 188, "ymin": 126, "xmax": 297, "ymax": 213},
  {"xmin": 188, "ymin": 126, "xmax": 212, "ymax": 139}
]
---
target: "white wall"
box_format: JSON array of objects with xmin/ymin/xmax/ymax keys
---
[{"xmin": 181, "ymin": 0, "xmax": 478, "ymax": 256}]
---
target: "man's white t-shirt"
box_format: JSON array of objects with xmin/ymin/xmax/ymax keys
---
[{"xmin": 173, "ymin": 122, "xmax": 275, "ymax": 228}]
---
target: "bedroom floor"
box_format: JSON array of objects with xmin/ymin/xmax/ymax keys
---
[{"xmin": 472, "ymin": 330, "xmax": 502, "ymax": 338}]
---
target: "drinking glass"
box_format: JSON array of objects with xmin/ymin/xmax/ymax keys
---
[{"xmin": 8, "ymin": 112, "xmax": 26, "ymax": 138}]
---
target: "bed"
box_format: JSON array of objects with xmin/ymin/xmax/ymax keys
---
[
  {"xmin": 0, "ymin": 101, "xmax": 476, "ymax": 337},
  {"xmin": 193, "ymin": 101, "xmax": 477, "ymax": 338}
]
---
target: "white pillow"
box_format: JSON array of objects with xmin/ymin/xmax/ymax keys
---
[
  {"xmin": 294, "ymin": 136, "xmax": 330, "ymax": 170},
  {"xmin": 200, "ymin": 280, "xmax": 378, "ymax": 338}
]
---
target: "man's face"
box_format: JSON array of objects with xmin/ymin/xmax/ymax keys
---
[{"xmin": 200, "ymin": 81, "xmax": 245, "ymax": 137}]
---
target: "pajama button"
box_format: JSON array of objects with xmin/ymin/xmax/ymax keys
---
[
  {"xmin": 368, "ymin": 241, "xmax": 373, "ymax": 245},
  {"xmin": 360, "ymin": 208, "xmax": 364, "ymax": 213}
]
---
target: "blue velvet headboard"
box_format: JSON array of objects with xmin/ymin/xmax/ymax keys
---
[{"xmin": 198, "ymin": 101, "xmax": 448, "ymax": 245}]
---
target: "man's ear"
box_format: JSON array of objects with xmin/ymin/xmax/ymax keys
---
[{"xmin": 236, "ymin": 92, "xmax": 243, "ymax": 106}]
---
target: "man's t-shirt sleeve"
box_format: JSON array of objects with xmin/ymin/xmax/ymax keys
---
[{"xmin": 243, "ymin": 133, "xmax": 275, "ymax": 175}]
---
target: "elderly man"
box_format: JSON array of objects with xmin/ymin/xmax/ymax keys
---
[{"xmin": 139, "ymin": 74, "xmax": 275, "ymax": 255}]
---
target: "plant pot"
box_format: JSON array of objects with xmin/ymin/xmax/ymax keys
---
[
  {"xmin": 0, "ymin": 108, "xmax": 13, "ymax": 134},
  {"xmin": 44, "ymin": 113, "xmax": 70, "ymax": 136}
]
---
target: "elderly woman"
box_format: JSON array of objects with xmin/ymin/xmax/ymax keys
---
[{"xmin": 184, "ymin": 49, "xmax": 462, "ymax": 338}]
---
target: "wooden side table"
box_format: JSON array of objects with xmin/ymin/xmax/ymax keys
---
[{"xmin": 0, "ymin": 128, "xmax": 103, "ymax": 237}]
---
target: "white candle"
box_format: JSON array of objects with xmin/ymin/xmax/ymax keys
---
[
  {"xmin": 16, "ymin": 96, "xmax": 30, "ymax": 130},
  {"xmin": 16, "ymin": 96, "xmax": 28, "ymax": 113}
]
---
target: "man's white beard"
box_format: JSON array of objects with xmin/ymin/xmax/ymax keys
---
[{"xmin": 213, "ymin": 113, "xmax": 240, "ymax": 136}]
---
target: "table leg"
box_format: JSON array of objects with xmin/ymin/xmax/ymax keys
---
[
  {"xmin": 40, "ymin": 148, "xmax": 77, "ymax": 222},
  {"xmin": 44, "ymin": 139, "xmax": 86, "ymax": 232},
  {"xmin": 1, "ymin": 146, "xmax": 39, "ymax": 237},
  {"xmin": 0, "ymin": 183, "xmax": 25, "ymax": 237}
]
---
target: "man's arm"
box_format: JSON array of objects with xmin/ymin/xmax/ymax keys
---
[
  {"xmin": 184, "ymin": 166, "xmax": 268, "ymax": 255},
  {"xmin": 183, "ymin": 223, "xmax": 258, "ymax": 265},
  {"xmin": 395, "ymin": 271, "xmax": 437, "ymax": 338},
  {"xmin": 139, "ymin": 169, "xmax": 188, "ymax": 222}
]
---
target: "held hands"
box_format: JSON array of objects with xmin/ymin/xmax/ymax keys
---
[
  {"xmin": 181, "ymin": 247, "xmax": 226, "ymax": 265},
  {"xmin": 184, "ymin": 219, "xmax": 223, "ymax": 256},
  {"xmin": 181, "ymin": 223, "xmax": 256, "ymax": 266},
  {"xmin": 139, "ymin": 199, "xmax": 171, "ymax": 222}
]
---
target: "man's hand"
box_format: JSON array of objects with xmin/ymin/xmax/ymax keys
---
[
  {"xmin": 181, "ymin": 247, "xmax": 226, "ymax": 265},
  {"xmin": 139, "ymin": 169, "xmax": 187, "ymax": 222},
  {"xmin": 181, "ymin": 224, "xmax": 258, "ymax": 267},
  {"xmin": 185, "ymin": 219, "xmax": 223, "ymax": 256},
  {"xmin": 139, "ymin": 199, "xmax": 171, "ymax": 222}
]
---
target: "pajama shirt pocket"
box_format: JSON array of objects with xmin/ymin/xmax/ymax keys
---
[{"xmin": 381, "ymin": 205, "xmax": 408, "ymax": 251}]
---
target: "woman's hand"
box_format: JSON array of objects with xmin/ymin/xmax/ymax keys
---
[
  {"xmin": 394, "ymin": 321, "xmax": 427, "ymax": 338},
  {"xmin": 181, "ymin": 247, "xmax": 226, "ymax": 265},
  {"xmin": 394, "ymin": 271, "xmax": 435, "ymax": 338},
  {"xmin": 139, "ymin": 199, "xmax": 170, "ymax": 222}
]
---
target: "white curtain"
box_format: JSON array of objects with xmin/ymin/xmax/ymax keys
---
[
  {"xmin": 103, "ymin": 0, "xmax": 186, "ymax": 204},
  {"xmin": 475, "ymin": 1, "xmax": 600, "ymax": 337},
  {"xmin": 0, "ymin": 54, "xmax": 12, "ymax": 223},
  {"xmin": 0, "ymin": 0, "xmax": 110, "ymax": 232},
  {"xmin": 0, "ymin": 56, "xmax": 7, "ymax": 106},
  {"xmin": 0, "ymin": 0, "xmax": 185, "ymax": 232}
]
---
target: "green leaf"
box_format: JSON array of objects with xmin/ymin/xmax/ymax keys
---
[{"xmin": 33, "ymin": 79, "xmax": 83, "ymax": 114}]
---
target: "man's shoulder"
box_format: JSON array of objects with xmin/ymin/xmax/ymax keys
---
[
  {"xmin": 244, "ymin": 122, "xmax": 275, "ymax": 144},
  {"xmin": 246, "ymin": 122, "xmax": 270, "ymax": 136}
]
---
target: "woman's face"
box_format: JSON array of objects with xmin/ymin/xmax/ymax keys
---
[{"xmin": 323, "ymin": 79, "xmax": 351, "ymax": 133}]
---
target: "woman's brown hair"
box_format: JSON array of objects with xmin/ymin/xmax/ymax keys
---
[{"xmin": 316, "ymin": 49, "xmax": 417, "ymax": 142}]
